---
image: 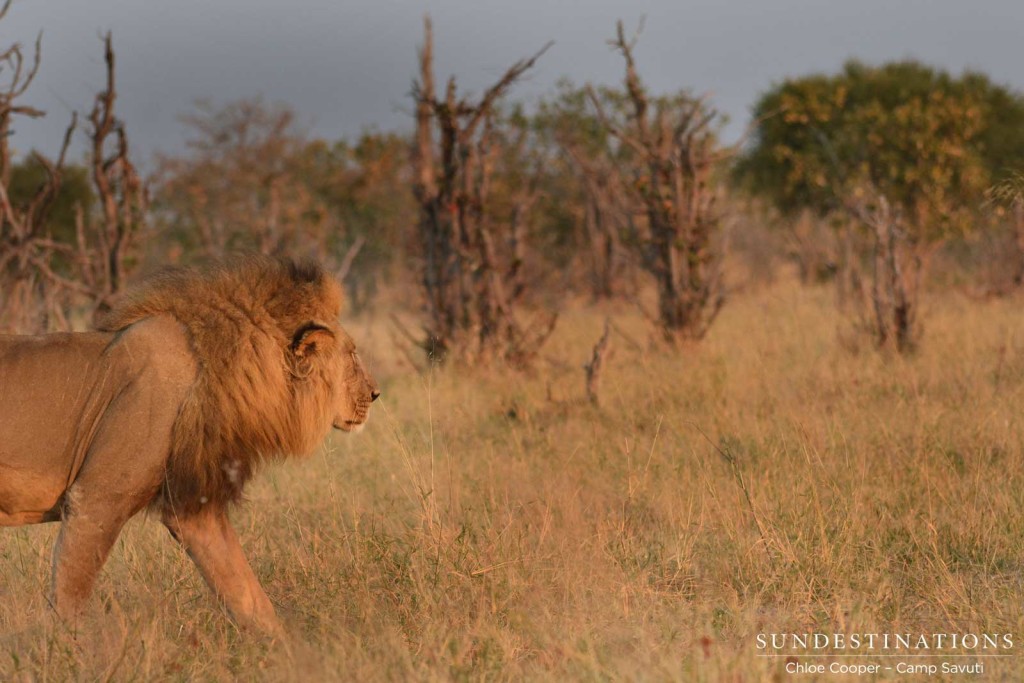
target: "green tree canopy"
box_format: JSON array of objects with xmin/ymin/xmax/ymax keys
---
[{"xmin": 736, "ymin": 60, "xmax": 1024, "ymax": 234}]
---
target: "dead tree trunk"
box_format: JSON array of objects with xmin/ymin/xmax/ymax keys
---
[
  {"xmin": 846, "ymin": 188, "xmax": 919, "ymax": 352},
  {"xmin": 584, "ymin": 318, "xmax": 612, "ymax": 404},
  {"xmin": 85, "ymin": 32, "xmax": 146, "ymax": 313},
  {"xmin": 588, "ymin": 22, "xmax": 725, "ymax": 343},
  {"xmin": 411, "ymin": 17, "xmax": 555, "ymax": 365}
]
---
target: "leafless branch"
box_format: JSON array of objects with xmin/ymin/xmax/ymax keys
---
[
  {"xmin": 335, "ymin": 235, "xmax": 365, "ymax": 282},
  {"xmin": 584, "ymin": 318, "xmax": 613, "ymax": 404}
]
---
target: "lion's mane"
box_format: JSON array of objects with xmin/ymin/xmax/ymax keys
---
[{"xmin": 97, "ymin": 255, "xmax": 344, "ymax": 512}]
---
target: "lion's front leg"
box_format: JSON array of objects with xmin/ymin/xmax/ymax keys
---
[{"xmin": 162, "ymin": 505, "xmax": 282, "ymax": 635}]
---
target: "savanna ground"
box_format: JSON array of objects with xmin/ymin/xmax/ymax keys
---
[{"xmin": 2, "ymin": 267, "xmax": 1024, "ymax": 681}]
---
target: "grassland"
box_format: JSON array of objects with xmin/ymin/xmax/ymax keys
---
[{"xmin": 2, "ymin": 272, "xmax": 1024, "ymax": 681}]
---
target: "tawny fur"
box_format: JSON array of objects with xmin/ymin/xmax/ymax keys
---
[
  {"xmin": 0, "ymin": 255, "xmax": 375, "ymax": 632},
  {"xmin": 97, "ymin": 255, "xmax": 346, "ymax": 512}
]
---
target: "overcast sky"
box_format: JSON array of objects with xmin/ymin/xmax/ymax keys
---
[{"xmin": 3, "ymin": 0, "xmax": 1023, "ymax": 169}]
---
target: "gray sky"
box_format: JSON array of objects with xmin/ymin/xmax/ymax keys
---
[{"xmin": 3, "ymin": 0, "xmax": 1023, "ymax": 168}]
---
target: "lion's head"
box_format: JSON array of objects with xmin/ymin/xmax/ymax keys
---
[
  {"xmin": 291, "ymin": 322, "xmax": 379, "ymax": 433},
  {"xmin": 98, "ymin": 255, "xmax": 378, "ymax": 512}
]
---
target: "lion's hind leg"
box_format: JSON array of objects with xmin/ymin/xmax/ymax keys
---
[
  {"xmin": 49, "ymin": 485, "xmax": 138, "ymax": 621},
  {"xmin": 162, "ymin": 505, "xmax": 282, "ymax": 636}
]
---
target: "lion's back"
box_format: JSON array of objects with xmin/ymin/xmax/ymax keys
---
[
  {"xmin": 0, "ymin": 318, "xmax": 197, "ymax": 525},
  {"xmin": 0, "ymin": 330, "xmax": 114, "ymax": 452}
]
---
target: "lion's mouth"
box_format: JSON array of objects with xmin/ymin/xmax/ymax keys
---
[{"xmin": 333, "ymin": 419, "xmax": 365, "ymax": 433}]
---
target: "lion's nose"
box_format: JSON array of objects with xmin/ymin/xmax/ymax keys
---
[{"xmin": 371, "ymin": 390, "xmax": 381, "ymax": 402}]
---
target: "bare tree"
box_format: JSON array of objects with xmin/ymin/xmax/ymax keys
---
[
  {"xmin": 843, "ymin": 186, "xmax": 921, "ymax": 352},
  {"xmin": 155, "ymin": 98, "xmax": 332, "ymax": 260},
  {"xmin": 586, "ymin": 22, "xmax": 726, "ymax": 343},
  {"xmin": 79, "ymin": 32, "xmax": 146, "ymax": 312},
  {"xmin": 0, "ymin": 24, "xmax": 143, "ymax": 332},
  {"xmin": 411, "ymin": 17, "xmax": 555, "ymax": 364},
  {"xmin": 0, "ymin": 2, "xmax": 80, "ymax": 332},
  {"xmin": 535, "ymin": 84, "xmax": 634, "ymax": 300}
]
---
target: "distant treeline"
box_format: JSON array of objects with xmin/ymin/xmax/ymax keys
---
[{"xmin": 3, "ymin": 12, "xmax": 1024, "ymax": 358}]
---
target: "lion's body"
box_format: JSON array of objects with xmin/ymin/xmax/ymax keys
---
[
  {"xmin": 0, "ymin": 318, "xmax": 194, "ymax": 526},
  {"xmin": 0, "ymin": 257, "xmax": 377, "ymax": 633}
]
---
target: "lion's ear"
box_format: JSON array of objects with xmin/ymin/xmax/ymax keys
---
[{"xmin": 291, "ymin": 322, "xmax": 334, "ymax": 359}]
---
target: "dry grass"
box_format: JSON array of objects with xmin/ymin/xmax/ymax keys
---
[{"xmin": 3, "ymin": 273, "xmax": 1024, "ymax": 681}]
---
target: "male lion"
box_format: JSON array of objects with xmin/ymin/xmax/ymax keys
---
[{"xmin": 0, "ymin": 256, "xmax": 378, "ymax": 634}]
